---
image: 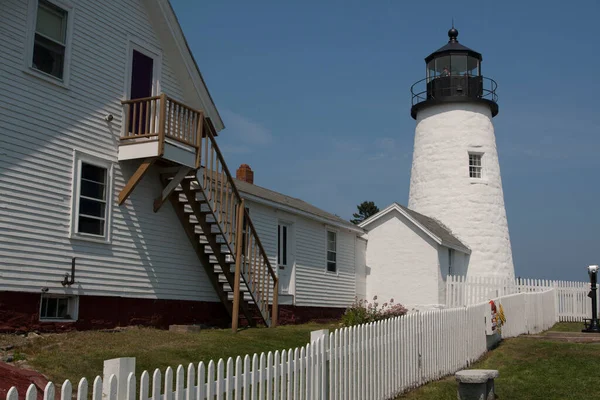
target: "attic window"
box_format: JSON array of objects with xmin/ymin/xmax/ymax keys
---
[{"xmin": 469, "ymin": 153, "xmax": 483, "ymax": 178}]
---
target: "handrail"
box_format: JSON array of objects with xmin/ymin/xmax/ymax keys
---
[
  {"xmin": 202, "ymin": 118, "xmax": 278, "ymax": 329},
  {"xmin": 410, "ymin": 75, "xmax": 498, "ymax": 106},
  {"xmin": 121, "ymin": 95, "xmax": 162, "ymax": 105},
  {"xmin": 202, "ymin": 120, "xmax": 244, "ymax": 203}
]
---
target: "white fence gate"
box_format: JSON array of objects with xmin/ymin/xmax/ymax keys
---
[
  {"xmin": 446, "ymin": 275, "xmax": 594, "ymax": 322},
  {"xmin": 5, "ymin": 291, "xmax": 557, "ymax": 400}
]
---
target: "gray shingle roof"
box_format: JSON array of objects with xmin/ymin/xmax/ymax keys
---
[
  {"xmin": 394, "ymin": 203, "xmax": 470, "ymax": 253},
  {"xmin": 234, "ymin": 179, "xmax": 361, "ymax": 232}
]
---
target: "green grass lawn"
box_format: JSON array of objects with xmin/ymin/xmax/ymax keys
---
[
  {"xmin": 0, "ymin": 323, "xmax": 336, "ymax": 385},
  {"xmin": 547, "ymin": 321, "xmax": 586, "ymax": 332},
  {"xmin": 397, "ymin": 323, "xmax": 598, "ymax": 400}
]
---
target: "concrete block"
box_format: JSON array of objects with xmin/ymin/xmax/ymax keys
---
[{"xmin": 456, "ymin": 369, "xmax": 498, "ymax": 400}]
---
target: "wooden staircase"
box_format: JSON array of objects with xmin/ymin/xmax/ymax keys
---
[{"xmin": 118, "ymin": 94, "xmax": 278, "ymax": 330}]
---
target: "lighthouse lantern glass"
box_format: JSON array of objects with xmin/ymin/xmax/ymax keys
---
[
  {"xmin": 468, "ymin": 56, "xmax": 479, "ymax": 76},
  {"xmin": 450, "ymin": 55, "xmax": 467, "ymax": 76}
]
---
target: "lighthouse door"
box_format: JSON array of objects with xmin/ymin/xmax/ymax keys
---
[{"xmin": 277, "ymin": 222, "xmax": 294, "ymax": 294}]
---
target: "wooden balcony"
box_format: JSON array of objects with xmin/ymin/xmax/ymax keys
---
[{"xmin": 119, "ymin": 94, "xmax": 203, "ymax": 169}]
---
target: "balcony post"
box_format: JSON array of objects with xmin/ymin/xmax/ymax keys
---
[
  {"xmin": 158, "ymin": 93, "xmax": 167, "ymax": 156},
  {"xmin": 232, "ymin": 199, "xmax": 245, "ymax": 332},
  {"xmin": 272, "ymin": 278, "xmax": 278, "ymax": 327},
  {"xmin": 195, "ymin": 111, "xmax": 204, "ymax": 169}
]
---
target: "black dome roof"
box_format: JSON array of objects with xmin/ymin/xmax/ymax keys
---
[{"xmin": 424, "ymin": 28, "xmax": 482, "ymax": 63}]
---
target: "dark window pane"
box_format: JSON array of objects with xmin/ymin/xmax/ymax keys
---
[
  {"xmin": 33, "ymin": 34, "xmax": 65, "ymax": 78},
  {"xmin": 46, "ymin": 297, "xmax": 57, "ymax": 318},
  {"xmin": 81, "ymin": 163, "xmax": 106, "ymax": 184},
  {"xmin": 327, "ymin": 262, "xmax": 337, "ymax": 273},
  {"xmin": 41, "ymin": 297, "xmax": 48, "ymax": 317},
  {"xmin": 78, "ymin": 216, "xmax": 104, "ymax": 236},
  {"xmin": 80, "ymin": 180, "xmax": 105, "ymax": 200},
  {"xmin": 277, "ymin": 225, "xmax": 281, "ymax": 262},
  {"xmin": 327, "ymin": 251, "xmax": 337, "ymax": 262},
  {"xmin": 57, "ymin": 298, "xmax": 68, "ymax": 318},
  {"xmin": 282, "ymin": 226, "xmax": 287, "ymax": 265},
  {"xmin": 79, "ymin": 198, "xmax": 105, "ymax": 218}
]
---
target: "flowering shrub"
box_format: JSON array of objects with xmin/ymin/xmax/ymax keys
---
[{"xmin": 341, "ymin": 296, "xmax": 408, "ymax": 327}]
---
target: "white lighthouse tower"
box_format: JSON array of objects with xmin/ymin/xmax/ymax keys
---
[{"xmin": 408, "ymin": 27, "xmax": 515, "ymax": 278}]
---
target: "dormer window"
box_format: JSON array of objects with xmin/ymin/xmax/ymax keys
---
[{"xmin": 32, "ymin": 0, "xmax": 68, "ymax": 79}]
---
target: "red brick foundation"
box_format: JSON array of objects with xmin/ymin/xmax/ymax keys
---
[
  {"xmin": 0, "ymin": 291, "xmax": 345, "ymax": 332},
  {"xmin": 0, "ymin": 291, "xmax": 230, "ymax": 333},
  {"xmin": 278, "ymin": 305, "xmax": 345, "ymax": 325}
]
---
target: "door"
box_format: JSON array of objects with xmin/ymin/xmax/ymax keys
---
[
  {"xmin": 128, "ymin": 49, "xmax": 154, "ymax": 135},
  {"xmin": 277, "ymin": 223, "xmax": 293, "ymax": 294}
]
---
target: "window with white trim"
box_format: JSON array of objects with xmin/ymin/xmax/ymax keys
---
[
  {"xmin": 326, "ymin": 230, "xmax": 337, "ymax": 273},
  {"xmin": 40, "ymin": 294, "xmax": 78, "ymax": 320},
  {"xmin": 31, "ymin": 0, "xmax": 69, "ymax": 79},
  {"xmin": 469, "ymin": 153, "xmax": 483, "ymax": 178},
  {"xmin": 71, "ymin": 152, "xmax": 113, "ymax": 242}
]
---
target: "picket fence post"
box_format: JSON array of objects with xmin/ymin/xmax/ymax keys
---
[{"xmin": 103, "ymin": 357, "xmax": 136, "ymax": 400}]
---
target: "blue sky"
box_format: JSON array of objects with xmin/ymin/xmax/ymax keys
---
[{"xmin": 171, "ymin": 0, "xmax": 600, "ymax": 281}]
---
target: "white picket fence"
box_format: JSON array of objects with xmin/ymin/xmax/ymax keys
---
[
  {"xmin": 494, "ymin": 290, "xmax": 557, "ymax": 338},
  {"xmin": 5, "ymin": 291, "xmax": 558, "ymax": 400},
  {"xmin": 446, "ymin": 275, "xmax": 594, "ymax": 322}
]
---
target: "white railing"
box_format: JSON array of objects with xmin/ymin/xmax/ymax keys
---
[
  {"xmin": 446, "ymin": 275, "xmax": 594, "ymax": 322},
  {"xmin": 5, "ymin": 291, "xmax": 557, "ymax": 400}
]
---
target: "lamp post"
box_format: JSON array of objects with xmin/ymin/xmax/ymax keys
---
[{"xmin": 582, "ymin": 264, "xmax": 600, "ymax": 333}]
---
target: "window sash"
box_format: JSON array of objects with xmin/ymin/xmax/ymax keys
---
[
  {"xmin": 36, "ymin": 0, "xmax": 67, "ymax": 45},
  {"xmin": 326, "ymin": 231, "xmax": 337, "ymax": 272},
  {"xmin": 76, "ymin": 162, "xmax": 108, "ymax": 237},
  {"xmin": 41, "ymin": 296, "xmax": 69, "ymax": 319},
  {"xmin": 469, "ymin": 154, "xmax": 483, "ymax": 178}
]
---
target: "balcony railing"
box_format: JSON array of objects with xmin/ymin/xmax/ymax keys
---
[
  {"xmin": 411, "ymin": 75, "xmax": 498, "ymax": 106},
  {"xmin": 121, "ymin": 94, "xmax": 203, "ymax": 167}
]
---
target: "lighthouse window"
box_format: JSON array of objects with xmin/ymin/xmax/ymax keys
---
[{"xmin": 469, "ymin": 153, "xmax": 483, "ymax": 178}]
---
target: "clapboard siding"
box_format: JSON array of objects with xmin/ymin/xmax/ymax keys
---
[
  {"xmin": 295, "ymin": 218, "xmax": 356, "ymax": 307},
  {"xmin": 0, "ymin": 0, "xmax": 218, "ymax": 302},
  {"xmin": 244, "ymin": 199, "xmax": 358, "ymax": 308}
]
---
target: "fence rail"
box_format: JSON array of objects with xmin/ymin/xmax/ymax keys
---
[{"xmin": 446, "ymin": 275, "xmax": 594, "ymax": 322}]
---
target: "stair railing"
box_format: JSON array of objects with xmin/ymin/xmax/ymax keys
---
[{"xmin": 200, "ymin": 120, "xmax": 279, "ymax": 330}]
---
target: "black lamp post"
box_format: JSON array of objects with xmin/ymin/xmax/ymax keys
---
[{"xmin": 582, "ymin": 264, "xmax": 600, "ymax": 333}]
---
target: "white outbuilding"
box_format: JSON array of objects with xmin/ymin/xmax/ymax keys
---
[{"xmin": 359, "ymin": 203, "xmax": 470, "ymax": 310}]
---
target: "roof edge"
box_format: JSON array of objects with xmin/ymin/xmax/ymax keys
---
[
  {"xmin": 359, "ymin": 203, "xmax": 443, "ymax": 246},
  {"xmin": 147, "ymin": 0, "xmax": 225, "ymax": 131},
  {"xmin": 239, "ymin": 190, "xmax": 365, "ymax": 234}
]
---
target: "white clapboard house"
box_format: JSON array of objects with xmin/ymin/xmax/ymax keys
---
[
  {"xmin": 0, "ymin": 0, "xmax": 369, "ymax": 331},
  {"xmin": 1, "ymin": 0, "xmax": 494, "ymax": 332}
]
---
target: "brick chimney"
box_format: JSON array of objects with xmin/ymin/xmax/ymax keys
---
[{"xmin": 236, "ymin": 164, "xmax": 254, "ymax": 184}]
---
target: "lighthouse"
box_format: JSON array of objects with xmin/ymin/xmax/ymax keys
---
[{"xmin": 407, "ymin": 27, "xmax": 515, "ymax": 279}]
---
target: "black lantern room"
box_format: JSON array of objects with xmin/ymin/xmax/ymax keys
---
[{"xmin": 410, "ymin": 27, "xmax": 498, "ymax": 119}]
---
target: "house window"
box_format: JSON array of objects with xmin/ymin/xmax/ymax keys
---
[
  {"xmin": 448, "ymin": 248, "xmax": 454, "ymax": 275},
  {"xmin": 40, "ymin": 295, "xmax": 78, "ymax": 320},
  {"xmin": 32, "ymin": 0, "xmax": 69, "ymax": 79},
  {"xmin": 327, "ymin": 230, "xmax": 337, "ymax": 273},
  {"xmin": 469, "ymin": 153, "xmax": 483, "ymax": 178},
  {"xmin": 70, "ymin": 152, "xmax": 113, "ymax": 242}
]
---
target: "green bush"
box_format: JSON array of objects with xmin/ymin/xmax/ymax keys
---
[{"xmin": 341, "ymin": 296, "xmax": 408, "ymax": 327}]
